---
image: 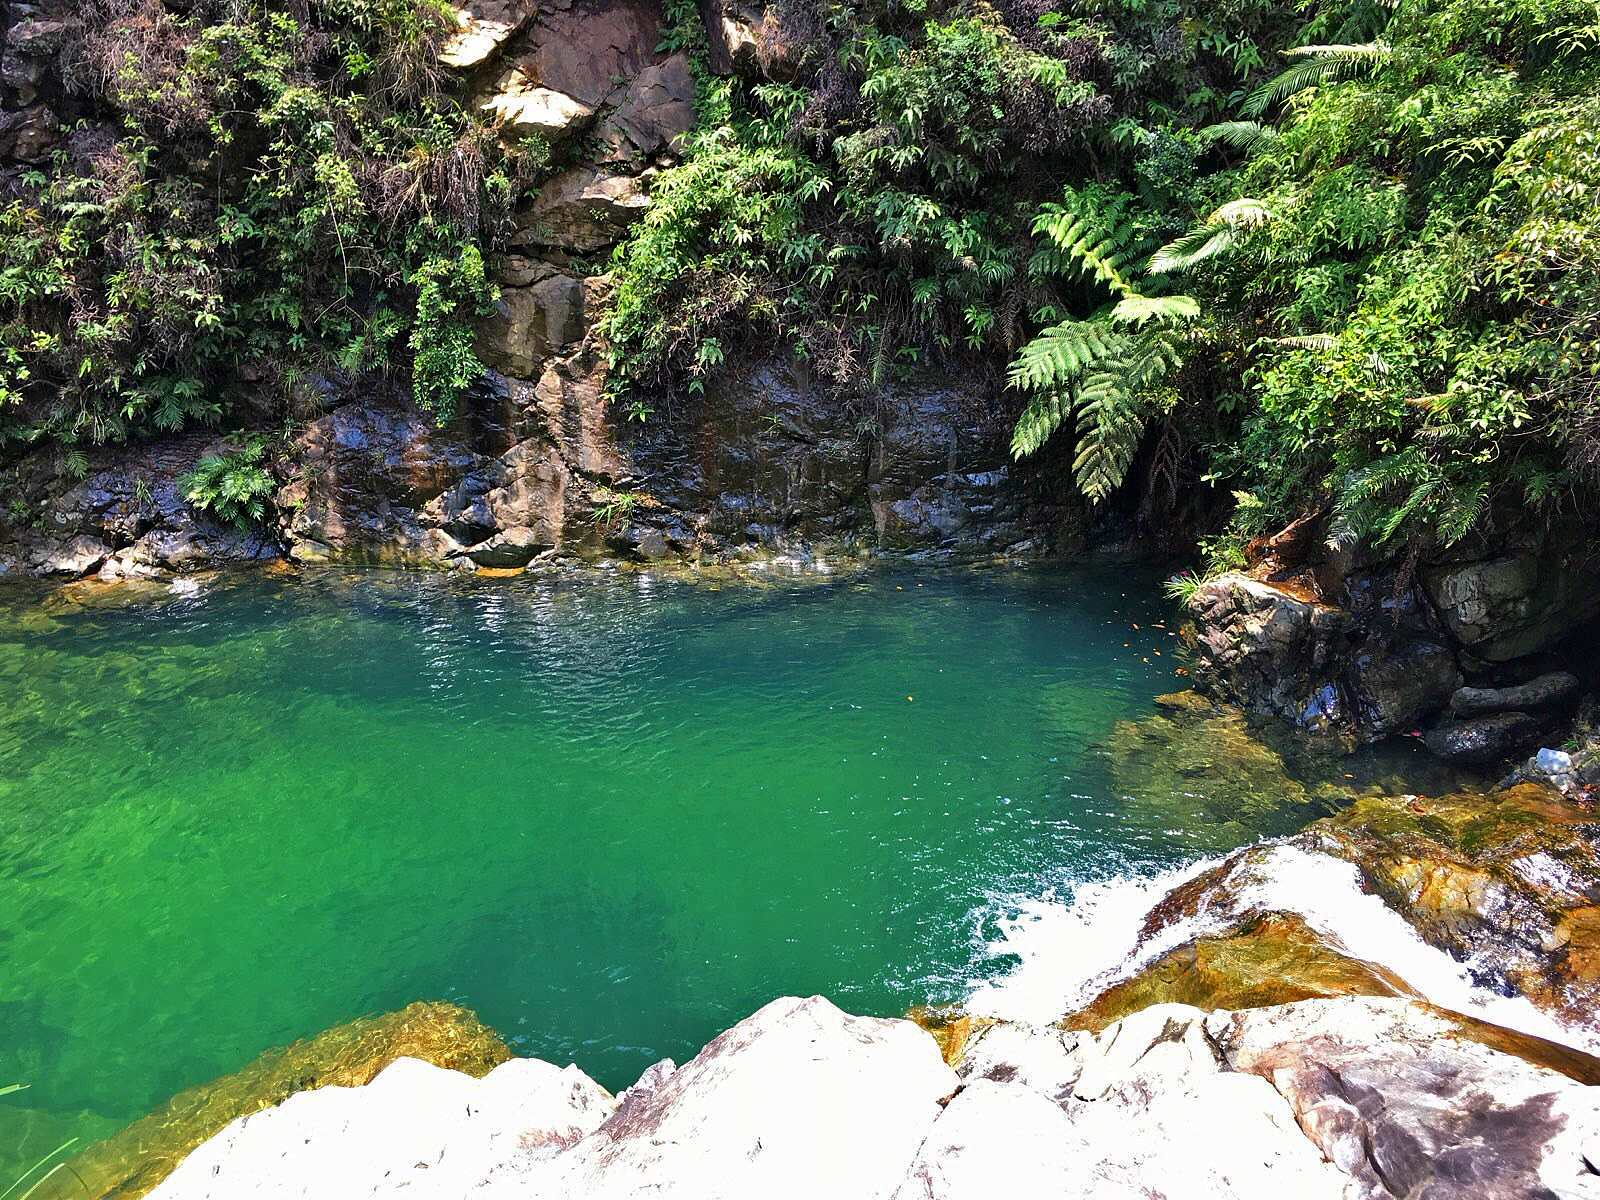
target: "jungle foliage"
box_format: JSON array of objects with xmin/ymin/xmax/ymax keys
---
[
  {"xmin": 604, "ymin": 0, "xmax": 1600, "ymax": 561},
  {"xmin": 0, "ymin": 0, "xmax": 524, "ymax": 456}
]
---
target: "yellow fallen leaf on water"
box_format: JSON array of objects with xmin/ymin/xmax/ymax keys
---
[{"xmin": 907, "ymin": 696, "xmax": 914, "ymax": 702}]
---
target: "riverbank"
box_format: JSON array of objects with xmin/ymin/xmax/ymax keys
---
[{"xmin": 125, "ymin": 994, "xmax": 1600, "ymax": 1200}]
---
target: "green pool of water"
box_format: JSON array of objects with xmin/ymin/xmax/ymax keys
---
[{"xmin": 0, "ymin": 564, "xmax": 1333, "ymax": 1174}]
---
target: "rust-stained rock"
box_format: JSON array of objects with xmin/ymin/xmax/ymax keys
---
[
  {"xmin": 43, "ymin": 1002, "xmax": 509, "ymax": 1200},
  {"xmin": 905, "ymin": 1009, "xmax": 994, "ymax": 1067},
  {"xmin": 1307, "ymin": 785, "xmax": 1600, "ymax": 1028},
  {"xmin": 1065, "ymin": 914, "xmax": 1412, "ymax": 1032}
]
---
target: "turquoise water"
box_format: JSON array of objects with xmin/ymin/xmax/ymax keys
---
[{"xmin": 0, "ymin": 564, "xmax": 1328, "ymax": 1174}]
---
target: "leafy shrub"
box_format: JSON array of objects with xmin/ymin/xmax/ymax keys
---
[
  {"xmin": 179, "ymin": 437, "xmax": 277, "ymax": 527},
  {"xmin": 0, "ymin": 0, "xmax": 515, "ymax": 451}
]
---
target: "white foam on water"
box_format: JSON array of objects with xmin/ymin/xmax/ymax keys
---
[
  {"xmin": 964, "ymin": 855, "xmax": 1226, "ymax": 1026},
  {"xmin": 968, "ymin": 841, "xmax": 1600, "ymax": 1056}
]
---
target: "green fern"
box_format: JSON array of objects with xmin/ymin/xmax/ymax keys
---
[
  {"xmin": 1149, "ymin": 200, "xmax": 1273, "ymax": 274},
  {"xmin": 1111, "ymin": 294, "xmax": 1201, "ymax": 326},
  {"xmin": 1071, "ymin": 366, "xmax": 1148, "ymax": 501},
  {"xmin": 1243, "ymin": 43, "xmax": 1393, "ymax": 118},
  {"xmin": 1005, "ymin": 320, "xmax": 1120, "ymax": 392},
  {"xmin": 1030, "ymin": 207, "xmax": 1141, "ymax": 297},
  {"xmin": 1199, "ymin": 121, "xmax": 1279, "ymax": 151}
]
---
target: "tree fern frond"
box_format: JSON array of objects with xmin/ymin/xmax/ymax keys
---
[
  {"xmin": 1010, "ymin": 389, "xmax": 1071, "ymax": 458},
  {"xmin": 1243, "ymin": 42, "xmax": 1392, "ymax": 117},
  {"xmin": 1272, "ymin": 333, "xmax": 1337, "ymax": 351},
  {"xmin": 1199, "ymin": 121, "xmax": 1279, "ymax": 150},
  {"xmin": 1005, "ymin": 320, "xmax": 1122, "ymax": 392},
  {"xmin": 1149, "ymin": 199, "xmax": 1272, "ymax": 274},
  {"xmin": 1110, "ymin": 294, "xmax": 1201, "ymax": 326},
  {"xmin": 1032, "ymin": 209, "xmax": 1137, "ymax": 296},
  {"xmin": 1072, "ymin": 368, "xmax": 1147, "ymax": 503},
  {"xmin": 1437, "ymin": 479, "xmax": 1488, "ymax": 546},
  {"xmin": 1150, "ymin": 226, "xmax": 1241, "ymax": 274}
]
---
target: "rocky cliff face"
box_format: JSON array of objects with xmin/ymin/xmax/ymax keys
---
[
  {"xmin": 0, "ymin": 0, "xmax": 1086, "ymax": 578},
  {"xmin": 1183, "ymin": 517, "xmax": 1600, "ymax": 761}
]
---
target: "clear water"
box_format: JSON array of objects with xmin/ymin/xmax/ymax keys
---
[{"xmin": 0, "ymin": 564, "xmax": 1331, "ymax": 1175}]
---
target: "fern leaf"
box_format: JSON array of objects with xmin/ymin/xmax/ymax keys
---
[
  {"xmin": 1005, "ymin": 321, "xmax": 1121, "ymax": 392},
  {"xmin": 1072, "ymin": 368, "xmax": 1146, "ymax": 503},
  {"xmin": 1243, "ymin": 42, "xmax": 1392, "ymax": 117},
  {"xmin": 1010, "ymin": 390, "xmax": 1071, "ymax": 458},
  {"xmin": 1272, "ymin": 333, "xmax": 1337, "ymax": 351},
  {"xmin": 1199, "ymin": 121, "xmax": 1279, "ymax": 150},
  {"xmin": 1110, "ymin": 294, "xmax": 1201, "ymax": 326},
  {"xmin": 1149, "ymin": 199, "xmax": 1271, "ymax": 274}
]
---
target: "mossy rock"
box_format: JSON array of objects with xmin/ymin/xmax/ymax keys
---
[
  {"xmin": 39, "ymin": 1001, "xmax": 511, "ymax": 1200},
  {"xmin": 1063, "ymin": 913, "xmax": 1412, "ymax": 1032}
]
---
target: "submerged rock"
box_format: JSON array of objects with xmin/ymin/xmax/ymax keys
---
[
  {"xmin": 1102, "ymin": 695, "xmax": 1349, "ymax": 844},
  {"xmin": 47, "ymin": 1001, "xmax": 510, "ymax": 1200}
]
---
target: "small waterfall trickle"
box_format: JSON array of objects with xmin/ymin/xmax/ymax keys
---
[{"xmin": 967, "ymin": 841, "xmax": 1600, "ymax": 1055}]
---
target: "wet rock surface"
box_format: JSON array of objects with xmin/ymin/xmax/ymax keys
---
[
  {"xmin": 1063, "ymin": 913, "xmax": 1413, "ymax": 1031},
  {"xmin": 1106, "ymin": 783, "xmax": 1600, "ymax": 1038},
  {"xmin": 1425, "ymin": 710, "xmax": 1548, "ymax": 764},
  {"xmin": 1307, "ymin": 786, "xmax": 1600, "ymax": 1029},
  {"xmin": 1186, "ymin": 572, "xmax": 1460, "ymax": 744}
]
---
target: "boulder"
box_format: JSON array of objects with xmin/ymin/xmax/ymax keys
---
[
  {"xmin": 890, "ymin": 1079, "xmax": 1078, "ymax": 1200},
  {"xmin": 0, "ymin": 103, "xmax": 61, "ymax": 161},
  {"xmin": 77, "ymin": 993, "xmax": 1600, "ymax": 1200},
  {"xmin": 1452, "ymin": 671, "xmax": 1582, "ymax": 715},
  {"xmin": 477, "ymin": 271, "xmax": 586, "ymax": 378},
  {"xmin": 54, "ymin": 1002, "xmax": 511, "ymax": 1200},
  {"xmin": 2, "ymin": 16, "xmax": 75, "ymax": 103},
  {"xmin": 539, "ymin": 995, "xmax": 958, "ymax": 1199},
  {"xmin": 517, "ymin": 0, "xmax": 660, "ymax": 109},
  {"xmin": 512, "ymin": 167, "xmax": 650, "ymax": 253},
  {"xmin": 441, "ymin": 0, "xmax": 530, "ymax": 71},
  {"xmin": 1211, "ymin": 997, "xmax": 1600, "ymax": 1199},
  {"xmin": 1186, "ymin": 573, "xmax": 1460, "ymax": 742},
  {"xmin": 1425, "ymin": 550, "xmax": 1600, "ymax": 662},
  {"xmin": 1426, "ymin": 711, "xmax": 1545, "ymax": 765},
  {"xmin": 1303, "ymin": 786, "xmax": 1600, "ymax": 1030},
  {"xmin": 481, "ymin": 85, "xmax": 594, "ymax": 144},
  {"xmin": 600, "ymin": 53, "xmax": 696, "ymax": 159},
  {"xmin": 974, "ymin": 1006, "xmax": 1352, "ymax": 1199},
  {"xmin": 1187, "ymin": 574, "xmax": 1356, "ymax": 733},
  {"xmin": 32, "ymin": 534, "xmax": 111, "ymax": 575},
  {"xmin": 148, "ymin": 1056, "xmax": 615, "ymax": 1200}
]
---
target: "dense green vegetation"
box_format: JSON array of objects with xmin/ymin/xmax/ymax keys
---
[
  {"xmin": 0, "ymin": 0, "xmax": 525, "ymax": 455},
  {"xmin": 3, "ymin": 0, "xmax": 1596, "ymax": 566},
  {"xmin": 605, "ymin": 0, "xmax": 1600, "ymax": 566}
]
